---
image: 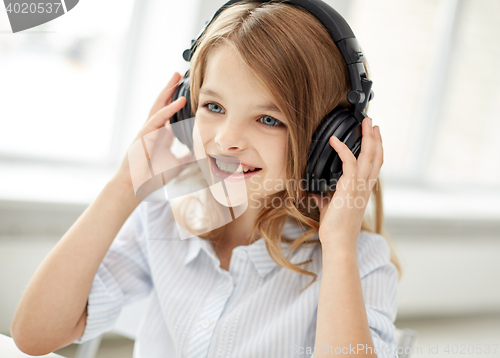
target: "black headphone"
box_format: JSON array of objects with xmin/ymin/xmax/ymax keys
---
[{"xmin": 170, "ymin": 0, "xmax": 373, "ymax": 194}]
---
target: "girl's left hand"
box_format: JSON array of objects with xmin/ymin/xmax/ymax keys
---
[{"xmin": 311, "ymin": 117, "xmax": 383, "ymax": 250}]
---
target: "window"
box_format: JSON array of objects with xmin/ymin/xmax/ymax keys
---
[
  {"xmin": 346, "ymin": 0, "xmax": 500, "ymax": 190},
  {"xmin": 0, "ymin": 0, "xmax": 135, "ymax": 164}
]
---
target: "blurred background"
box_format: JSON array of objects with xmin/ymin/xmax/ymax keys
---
[{"xmin": 1, "ymin": 0, "xmax": 499, "ymax": 357}]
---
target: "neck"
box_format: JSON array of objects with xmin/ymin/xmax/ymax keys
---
[{"xmin": 221, "ymin": 201, "xmax": 262, "ymax": 248}]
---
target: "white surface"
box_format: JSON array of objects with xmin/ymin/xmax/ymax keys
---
[
  {"xmin": 0, "ymin": 162, "xmax": 115, "ymax": 204},
  {"xmin": 0, "ymin": 333, "xmax": 66, "ymax": 357},
  {"xmin": 395, "ymin": 236, "xmax": 500, "ymax": 319},
  {"xmin": 395, "ymin": 314, "xmax": 500, "ymax": 358},
  {"xmin": 383, "ymin": 185, "xmax": 500, "ymax": 221}
]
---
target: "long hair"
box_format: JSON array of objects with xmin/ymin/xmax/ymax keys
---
[{"xmin": 171, "ymin": 0, "xmax": 402, "ymax": 292}]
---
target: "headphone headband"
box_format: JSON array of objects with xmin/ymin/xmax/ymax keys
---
[{"xmin": 181, "ymin": 0, "xmax": 373, "ymax": 123}]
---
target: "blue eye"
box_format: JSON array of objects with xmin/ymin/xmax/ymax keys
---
[
  {"xmin": 259, "ymin": 115, "xmax": 285, "ymax": 128},
  {"xmin": 206, "ymin": 102, "xmax": 225, "ymax": 114},
  {"xmin": 202, "ymin": 102, "xmax": 286, "ymax": 129}
]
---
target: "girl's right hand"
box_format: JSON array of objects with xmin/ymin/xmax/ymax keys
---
[{"xmin": 113, "ymin": 72, "xmax": 195, "ymax": 196}]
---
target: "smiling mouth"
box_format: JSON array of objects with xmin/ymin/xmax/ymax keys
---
[{"xmin": 209, "ymin": 155, "xmax": 262, "ymax": 180}]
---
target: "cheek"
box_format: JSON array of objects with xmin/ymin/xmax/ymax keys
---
[
  {"xmin": 192, "ymin": 117, "xmax": 209, "ymax": 160},
  {"xmin": 267, "ymin": 137, "xmax": 287, "ymax": 174},
  {"xmin": 194, "ymin": 115, "xmax": 212, "ymax": 146}
]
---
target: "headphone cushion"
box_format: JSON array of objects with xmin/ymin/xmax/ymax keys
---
[
  {"xmin": 307, "ymin": 107, "xmax": 350, "ymax": 176},
  {"xmin": 315, "ymin": 115, "xmax": 358, "ymax": 178},
  {"xmin": 170, "ymin": 77, "xmax": 195, "ymax": 151},
  {"xmin": 306, "ymin": 107, "xmax": 363, "ymax": 193}
]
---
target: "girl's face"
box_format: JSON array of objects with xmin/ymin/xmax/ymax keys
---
[{"xmin": 193, "ymin": 44, "xmax": 288, "ymax": 208}]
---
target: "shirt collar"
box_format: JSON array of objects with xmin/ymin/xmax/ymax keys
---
[
  {"xmin": 184, "ymin": 218, "xmax": 319, "ymax": 277},
  {"xmin": 184, "ymin": 236, "xmax": 204, "ymax": 266}
]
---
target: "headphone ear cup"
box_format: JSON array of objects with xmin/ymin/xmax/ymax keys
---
[
  {"xmin": 306, "ymin": 108, "xmax": 362, "ymax": 194},
  {"xmin": 328, "ymin": 119, "xmax": 362, "ymax": 176},
  {"xmin": 307, "ymin": 108, "xmax": 350, "ymax": 174},
  {"xmin": 170, "ymin": 76, "xmax": 195, "ymax": 152}
]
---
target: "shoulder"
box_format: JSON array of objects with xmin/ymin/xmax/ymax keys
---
[
  {"xmin": 133, "ymin": 199, "xmax": 178, "ymax": 240},
  {"xmin": 140, "ymin": 199, "xmax": 172, "ymax": 219},
  {"xmin": 356, "ymin": 230, "xmax": 392, "ymax": 278},
  {"xmin": 357, "ymin": 230, "xmax": 391, "ymax": 257}
]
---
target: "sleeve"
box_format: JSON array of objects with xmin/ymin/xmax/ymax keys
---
[
  {"xmin": 73, "ymin": 201, "xmax": 153, "ymax": 344},
  {"xmin": 357, "ymin": 230, "xmax": 399, "ymax": 358}
]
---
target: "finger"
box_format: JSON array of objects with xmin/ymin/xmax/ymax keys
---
[
  {"xmin": 330, "ymin": 134, "xmax": 357, "ymax": 181},
  {"xmin": 368, "ymin": 125, "xmax": 383, "ymax": 185},
  {"xmin": 357, "ymin": 117, "xmax": 375, "ymax": 180},
  {"xmin": 147, "ymin": 72, "xmax": 184, "ymax": 120},
  {"xmin": 143, "ymin": 96, "xmax": 187, "ymax": 131}
]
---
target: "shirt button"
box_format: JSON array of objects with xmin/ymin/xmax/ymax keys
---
[
  {"xmin": 201, "ymin": 319, "xmax": 210, "ymax": 329},
  {"xmin": 238, "ymin": 251, "xmax": 247, "ymax": 259}
]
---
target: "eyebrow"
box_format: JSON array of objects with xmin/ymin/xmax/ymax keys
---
[{"xmin": 199, "ymin": 87, "xmax": 282, "ymax": 114}]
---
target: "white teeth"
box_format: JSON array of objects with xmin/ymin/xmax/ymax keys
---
[
  {"xmin": 215, "ymin": 158, "xmax": 258, "ymax": 174},
  {"xmin": 215, "ymin": 159, "xmax": 242, "ymax": 173}
]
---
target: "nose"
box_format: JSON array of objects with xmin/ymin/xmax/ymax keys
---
[{"xmin": 214, "ymin": 116, "xmax": 247, "ymax": 151}]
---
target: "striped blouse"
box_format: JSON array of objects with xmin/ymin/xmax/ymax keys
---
[{"xmin": 73, "ymin": 199, "xmax": 399, "ymax": 358}]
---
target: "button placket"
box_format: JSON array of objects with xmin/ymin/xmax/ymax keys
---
[
  {"xmin": 187, "ymin": 276, "xmax": 235, "ymax": 358},
  {"xmin": 185, "ymin": 251, "xmax": 238, "ymax": 358}
]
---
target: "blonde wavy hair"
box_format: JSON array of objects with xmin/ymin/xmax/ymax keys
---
[{"xmin": 170, "ymin": 0, "xmax": 402, "ymax": 292}]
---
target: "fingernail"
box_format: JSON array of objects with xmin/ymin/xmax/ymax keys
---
[{"xmin": 332, "ymin": 135, "xmax": 340, "ymax": 143}]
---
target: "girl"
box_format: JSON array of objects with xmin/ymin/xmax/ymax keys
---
[{"xmin": 11, "ymin": 1, "xmax": 401, "ymax": 357}]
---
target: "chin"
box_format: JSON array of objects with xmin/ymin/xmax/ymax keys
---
[
  {"xmin": 207, "ymin": 185, "xmax": 250, "ymax": 223},
  {"xmin": 209, "ymin": 183, "xmax": 249, "ymax": 208}
]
